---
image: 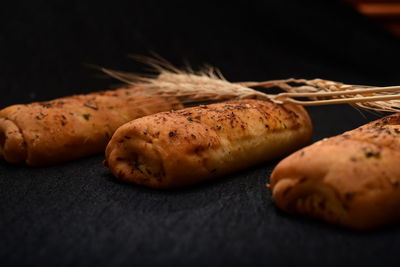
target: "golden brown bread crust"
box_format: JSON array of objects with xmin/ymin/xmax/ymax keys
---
[
  {"xmin": 0, "ymin": 87, "xmax": 182, "ymax": 166},
  {"xmin": 270, "ymin": 113, "xmax": 400, "ymax": 230},
  {"xmin": 105, "ymin": 99, "xmax": 312, "ymax": 189}
]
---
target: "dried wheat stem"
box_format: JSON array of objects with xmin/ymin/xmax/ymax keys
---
[
  {"xmin": 277, "ymin": 85, "xmax": 400, "ymax": 98},
  {"xmin": 101, "ymin": 58, "xmax": 400, "ymax": 112},
  {"xmin": 238, "ymin": 78, "xmax": 310, "ymax": 88},
  {"xmin": 276, "ymin": 94, "xmax": 400, "ymax": 106}
]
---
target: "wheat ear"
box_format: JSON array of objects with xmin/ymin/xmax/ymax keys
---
[{"xmin": 101, "ymin": 58, "xmax": 400, "ymax": 112}]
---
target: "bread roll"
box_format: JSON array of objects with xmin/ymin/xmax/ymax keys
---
[
  {"xmin": 105, "ymin": 99, "xmax": 312, "ymax": 188},
  {"xmin": 0, "ymin": 87, "xmax": 182, "ymax": 166},
  {"xmin": 270, "ymin": 113, "xmax": 400, "ymax": 230}
]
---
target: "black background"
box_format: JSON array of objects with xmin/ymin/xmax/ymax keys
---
[{"xmin": 1, "ymin": 1, "xmax": 400, "ymax": 266}]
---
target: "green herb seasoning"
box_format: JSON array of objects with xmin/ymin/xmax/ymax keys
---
[
  {"xmin": 84, "ymin": 101, "xmax": 98, "ymax": 110},
  {"xmin": 82, "ymin": 114, "xmax": 91, "ymax": 121}
]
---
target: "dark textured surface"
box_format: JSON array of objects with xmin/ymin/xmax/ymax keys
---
[{"xmin": 1, "ymin": 1, "xmax": 400, "ymax": 266}]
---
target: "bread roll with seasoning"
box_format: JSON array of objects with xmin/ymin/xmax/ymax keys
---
[
  {"xmin": 105, "ymin": 99, "xmax": 312, "ymax": 188},
  {"xmin": 270, "ymin": 113, "xmax": 400, "ymax": 230},
  {"xmin": 0, "ymin": 87, "xmax": 182, "ymax": 166}
]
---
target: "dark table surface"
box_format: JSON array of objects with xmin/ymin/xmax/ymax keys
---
[{"xmin": 1, "ymin": 1, "xmax": 400, "ymax": 266}]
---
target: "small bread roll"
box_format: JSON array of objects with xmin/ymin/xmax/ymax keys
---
[
  {"xmin": 0, "ymin": 87, "xmax": 182, "ymax": 166},
  {"xmin": 105, "ymin": 99, "xmax": 312, "ymax": 188},
  {"xmin": 270, "ymin": 113, "xmax": 400, "ymax": 230}
]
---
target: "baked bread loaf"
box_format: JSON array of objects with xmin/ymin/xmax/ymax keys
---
[
  {"xmin": 105, "ymin": 99, "xmax": 312, "ymax": 188},
  {"xmin": 0, "ymin": 87, "xmax": 182, "ymax": 166},
  {"xmin": 270, "ymin": 113, "xmax": 400, "ymax": 230}
]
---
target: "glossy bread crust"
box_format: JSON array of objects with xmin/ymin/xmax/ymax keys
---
[
  {"xmin": 0, "ymin": 87, "xmax": 181, "ymax": 166},
  {"xmin": 270, "ymin": 113, "xmax": 400, "ymax": 230},
  {"xmin": 105, "ymin": 99, "xmax": 312, "ymax": 188}
]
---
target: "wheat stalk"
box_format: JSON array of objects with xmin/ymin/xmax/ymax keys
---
[
  {"xmin": 240, "ymin": 78, "xmax": 400, "ymax": 112},
  {"xmin": 101, "ymin": 57, "xmax": 400, "ymax": 112},
  {"xmin": 102, "ymin": 66, "xmax": 270, "ymax": 103}
]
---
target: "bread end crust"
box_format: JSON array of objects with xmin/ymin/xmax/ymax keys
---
[{"xmin": 0, "ymin": 117, "xmax": 27, "ymax": 164}]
